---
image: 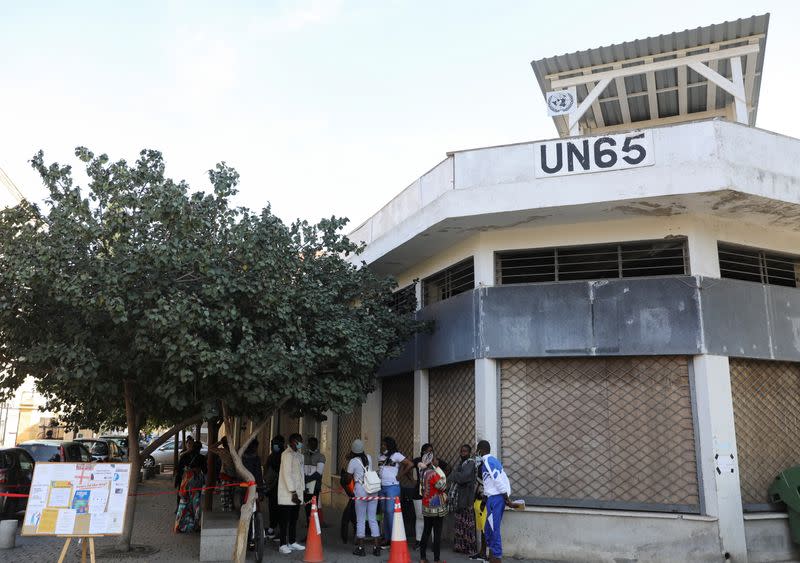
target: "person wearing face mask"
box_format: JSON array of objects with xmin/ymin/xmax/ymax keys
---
[
  {"xmin": 476, "ymin": 440, "xmax": 512, "ymax": 563},
  {"xmin": 409, "ymin": 443, "xmax": 433, "ymax": 549},
  {"xmin": 378, "ymin": 436, "xmax": 413, "ymax": 545},
  {"xmin": 265, "ymin": 435, "xmax": 285, "ymax": 540},
  {"xmin": 450, "ymin": 444, "xmax": 478, "ymax": 555},
  {"xmin": 303, "ymin": 436, "xmax": 326, "ymax": 524},
  {"xmin": 277, "ymin": 433, "xmax": 306, "ymax": 554}
]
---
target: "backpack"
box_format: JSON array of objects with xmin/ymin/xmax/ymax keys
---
[{"xmin": 358, "ymin": 457, "xmax": 382, "ymax": 494}]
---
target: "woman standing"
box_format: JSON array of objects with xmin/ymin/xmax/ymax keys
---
[
  {"xmin": 378, "ymin": 437, "xmax": 413, "ymax": 544},
  {"xmin": 410, "ymin": 443, "xmax": 433, "ymax": 548},
  {"xmin": 174, "ymin": 442, "xmax": 206, "ymax": 533},
  {"xmin": 347, "ymin": 439, "xmax": 381, "ymax": 556},
  {"xmin": 418, "ymin": 457, "xmax": 448, "ymax": 563},
  {"xmin": 450, "ymin": 444, "xmax": 478, "ymax": 554}
]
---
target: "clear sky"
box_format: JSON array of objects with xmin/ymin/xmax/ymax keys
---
[{"xmin": 1, "ymin": 1, "xmax": 798, "ymax": 229}]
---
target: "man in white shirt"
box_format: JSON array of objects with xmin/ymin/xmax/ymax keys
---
[
  {"xmin": 277, "ymin": 433, "xmax": 306, "ymax": 554},
  {"xmin": 477, "ymin": 440, "xmax": 512, "ymax": 563}
]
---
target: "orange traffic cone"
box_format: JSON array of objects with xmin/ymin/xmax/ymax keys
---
[
  {"xmin": 304, "ymin": 496, "xmax": 324, "ymax": 563},
  {"xmin": 388, "ymin": 496, "xmax": 411, "ymax": 563}
]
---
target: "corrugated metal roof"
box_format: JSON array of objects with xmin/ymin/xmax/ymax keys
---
[{"xmin": 531, "ymin": 14, "xmax": 770, "ymax": 135}]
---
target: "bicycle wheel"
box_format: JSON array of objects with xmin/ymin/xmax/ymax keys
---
[{"xmin": 253, "ymin": 511, "xmax": 265, "ymax": 562}]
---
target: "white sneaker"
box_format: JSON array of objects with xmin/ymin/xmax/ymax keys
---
[
  {"xmin": 279, "ymin": 545, "xmax": 292, "ymax": 554},
  {"xmin": 289, "ymin": 543, "xmax": 306, "ymax": 551}
]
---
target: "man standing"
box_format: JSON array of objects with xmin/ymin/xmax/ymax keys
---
[
  {"xmin": 277, "ymin": 433, "xmax": 306, "ymax": 555},
  {"xmin": 303, "ymin": 436, "xmax": 326, "ymax": 524},
  {"xmin": 476, "ymin": 440, "xmax": 512, "ymax": 563}
]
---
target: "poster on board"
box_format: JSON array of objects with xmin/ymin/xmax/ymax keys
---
[{"xmin": 21, "ymin": 462, "xmax": 131, "ymax": 537}]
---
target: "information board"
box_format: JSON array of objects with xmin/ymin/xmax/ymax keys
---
[{"xmin": 21, "ymin": 462, "xmax": 131, "ymax": 537}]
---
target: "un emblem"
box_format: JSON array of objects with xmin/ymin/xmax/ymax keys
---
[{"xmin": 547, "ymin": 90, "xmax": 575, "ymax": 114}]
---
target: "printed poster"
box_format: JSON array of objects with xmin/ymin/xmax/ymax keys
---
[{"xmin": 21, "ymin": 462, "xmax": 131, "ymax": 537}]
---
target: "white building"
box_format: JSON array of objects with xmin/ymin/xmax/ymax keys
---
[{"xmin": 316, "ymin": 13, "xmax": 800, "ymax": 563}]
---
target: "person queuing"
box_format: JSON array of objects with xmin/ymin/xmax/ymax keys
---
[
  {"xmin": 174, "ymin": 440, "xmax": 206, "ymax": 533},
  {"xmin": 451, "ymin": 444, "xmax": 478, "ymax": 555},
  {"xmin": 470, "ymin": 468, "xmax": 488, "ymax": 563},
  {"xmin": 346, "ymin": 438, "xmax": 381, "ymax": 557},
  {"xmin": 265, "ymin": 435, "xmax": 285, "ymax": 540},
  {"xmin": 303, "ymin": 436, "xmax": 326, "ymax": 524},
  {"xmin": 277, "ymin": 433, "xmax": 306, "ymax": 555},
  {"xmin": 476, "ymin": 440, "xmax": 513, "ymax": 563},
  {"xmin": 378, "ymin": 436, "xmax": 413, "ymax": 546},
  {"xmin": 418, "ymin": 456, "xmax": 448, "ymax": 563},
  {"xmin": 409, "ymin": 443, "xmax": 432, "ymax": 548},
  {"xmin": 242, "ymin": 439, "xmax": 265, "ymax": 550}
]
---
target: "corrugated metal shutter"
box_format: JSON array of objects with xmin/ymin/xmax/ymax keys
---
[
  {"xmin": 429, "ymin": 362, "xmax": 475, "ymax": 469},
  {"xmin": 500, "ymin": 357, "xmax": 699, "ymax": 512},
  {"xmin": 381, "ymin": 373, "xmax": 415, "ymax": 460},
  {"xmin": 730, "ymin": 358, "xmax": 800, "ymax": 507},
  {"xmin": 336, "ymin": 405, "xmax": 362, "ymax": 473}
]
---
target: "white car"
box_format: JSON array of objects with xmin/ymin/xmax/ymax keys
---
[{"xmin": 142, "ymin": 440, "xmax": 208, "ymax": 468}]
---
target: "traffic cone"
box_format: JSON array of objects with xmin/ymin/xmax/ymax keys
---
[
  {"xmin": 388, "ymin": 496, "xmax": 411, "ymax": 563},
  {"xmin": 304, "ymin": 496, "xmax": 324, "ymax": 563}
]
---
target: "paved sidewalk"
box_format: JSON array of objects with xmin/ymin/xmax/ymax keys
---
[{"xmin": 2, "ymin": 473, "xmax": 560, "ymax": 562}]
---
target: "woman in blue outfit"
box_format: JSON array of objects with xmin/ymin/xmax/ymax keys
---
[{"xmin": 378, "ymin": 437, "xmax": 413, "ymax": 544}]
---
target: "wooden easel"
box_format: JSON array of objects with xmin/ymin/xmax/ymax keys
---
[{"xmin": 57, "ymin": 535, "xmax": 99, "ymax": 563}]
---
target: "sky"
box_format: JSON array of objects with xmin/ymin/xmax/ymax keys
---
[{"xmin": 1, "ymin": 1, "xmax": 798, "ymax": 230}]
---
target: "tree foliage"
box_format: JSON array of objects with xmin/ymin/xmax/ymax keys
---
[{"xmin": 0, "ymin": 147, "xmax": 421, "ymax": 550}]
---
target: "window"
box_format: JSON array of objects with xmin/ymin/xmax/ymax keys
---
[
  {"xmin": 496, "ymin": 238, "xmax": 687, "ymax": 285},
  {"xmin": 718, "ymin": 243, "xmax": 800, "ymax": 288},
  {"xmin": 390, "ymin": 284, "xmax": 417, "ymax": 314},
  {"xmin": 18, "ymin": 451, "xmax": 34, "ymax": 476},
  {"xmin": 422, "ymin": 258, "xmax": 474, "ymax": 306}
]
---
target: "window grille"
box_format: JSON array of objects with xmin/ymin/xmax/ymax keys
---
[
  {"xmin": 428, "ymin": 363, "xmax": 475, "ymax": 469},
  {"xmin": 380, "ymin": 373, "xmax": 415, "ymax": 459},
  {"xmin": 500, "ymin": 357, "xmax": 699, "ymax": 512},
  {"xmin": 390, "ymin": 283, "xmax": 417, "ymax": 314},
  {"xmin": 718, "ymin": 243, "xmax": 800, "ymax": 288},
  {"xmin": 336, "ymin": 405, "xmax": 362, "ymax": 473},
  {"xmin": 730, "ymin": 358, "xmax": 800, "ymax": 508},
  {"xmin": 422, "ymin": 258, "xmax": 474, "ymax": 306},
  {"xmin": 496, "ymin": 238, "xmax": 687, "ymax": 285}
]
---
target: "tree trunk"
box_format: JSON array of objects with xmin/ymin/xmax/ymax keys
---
[
  {"xmin": 221, "ymin": 405, "xmax": 273, "ymax": 563},
  {"xmin": 118, "ymin": 380, "xmax": 141, "ymax": 552}
]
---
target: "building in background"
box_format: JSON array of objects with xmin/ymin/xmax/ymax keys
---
[{"xmin": 318, "ymin": 13, "xmax": 800, "ymax": 563}]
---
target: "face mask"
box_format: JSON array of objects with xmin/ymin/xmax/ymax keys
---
[
  {"xmin": 382, "ymin": 450, "xmax": 388, "ymax": 455},
  {"xmin": 296, "ymin": 442, "xmax": 303, "ymax": 450},
  {"xmin": 272, "ymin": 444, "xmax": 281, "ymax": 452},
  {"xmin": 422, "ymin": 452, "xmax": 433, "ymax": 465}
]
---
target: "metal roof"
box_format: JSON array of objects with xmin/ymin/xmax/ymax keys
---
[{"xmin": 531, "ymin": 14, "xmax": 769, "ymax": 137}]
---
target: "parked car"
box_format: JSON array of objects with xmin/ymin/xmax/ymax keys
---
[
  {"xmin": 0, "ymin": 447, "xmax": 35, "ymax": 517},
  {"xmin": 143, "ymin": 440, "xmax": 207, "ymax": 469},
  {"xmin": 99, "ymin": 435, "xmax": 129, "ymax": 459},
  {"xmin": 75, "ymin": 438, "xmax": 125, "ymax": 462},
  {"xmin": 18, "ymin": 440, "xmax": 91, "ymax": 463}
]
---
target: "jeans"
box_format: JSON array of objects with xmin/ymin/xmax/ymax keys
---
[
  {"xmin": 485, "ymin": 495, "xmax": 506, "ymax": 558},
  {"xmin": 420, "ymin": 516, "xmax": 444, "ymax": 561},
  {"xmin": 354, "ymin": 498, "xmax": 380, "ymax": 538},
  {"xmin": 381, "ymin": 484, "xmax": 401, "ymax": 540}
]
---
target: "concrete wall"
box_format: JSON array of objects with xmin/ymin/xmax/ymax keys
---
[
  {"xmin": 502, "ymin": 508, "xmax": 722, "ymax": 562},
  {"xmin": 744, "ymin": 515, "xmax": 800, "ymax": 563}
]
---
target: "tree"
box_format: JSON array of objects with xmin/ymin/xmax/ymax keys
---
[{"xmin": 0, "ymin": 148, "xmax": 421, "ymax": 557}]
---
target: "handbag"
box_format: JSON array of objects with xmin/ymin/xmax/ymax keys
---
[{"xmin": 358, "ymin": 458, "xmax": 382, "ymax": 494}]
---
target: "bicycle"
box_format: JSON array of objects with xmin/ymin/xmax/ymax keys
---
[{"xmin": 246, "ymin": 488, "xmax": 265, "ymax": 563}]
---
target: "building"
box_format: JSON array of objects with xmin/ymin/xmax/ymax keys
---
[{"xmin": 316, "ymin": 13, "xmax": 800, "ymax": 563}]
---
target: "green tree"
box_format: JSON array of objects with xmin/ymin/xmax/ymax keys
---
[{"xmin": 0, "ymin": 148, "xmax": 421, "ymax": 557}]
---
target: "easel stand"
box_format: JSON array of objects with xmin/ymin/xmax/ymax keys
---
[{"xmin": 57, "ymin": 536, "xmax": 98, "ymax": 563}]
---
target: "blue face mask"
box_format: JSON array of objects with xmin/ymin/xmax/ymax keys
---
[
  {"xmin": 272, "ymin": 444, "xmax": 281, "ymax": 453},
  {"xmin": 296, "ymin": 442, "xmax": 303, "ymax": 451}
]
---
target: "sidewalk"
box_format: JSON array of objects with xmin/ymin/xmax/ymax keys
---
[{"xmin": 3, "ymin": 473, "xmax": 561, "ymax": 562}]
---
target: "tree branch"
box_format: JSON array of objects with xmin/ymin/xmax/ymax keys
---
[{"xmin": 140, "ymin": 412, "xmax": 204, "ymax": 457}]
